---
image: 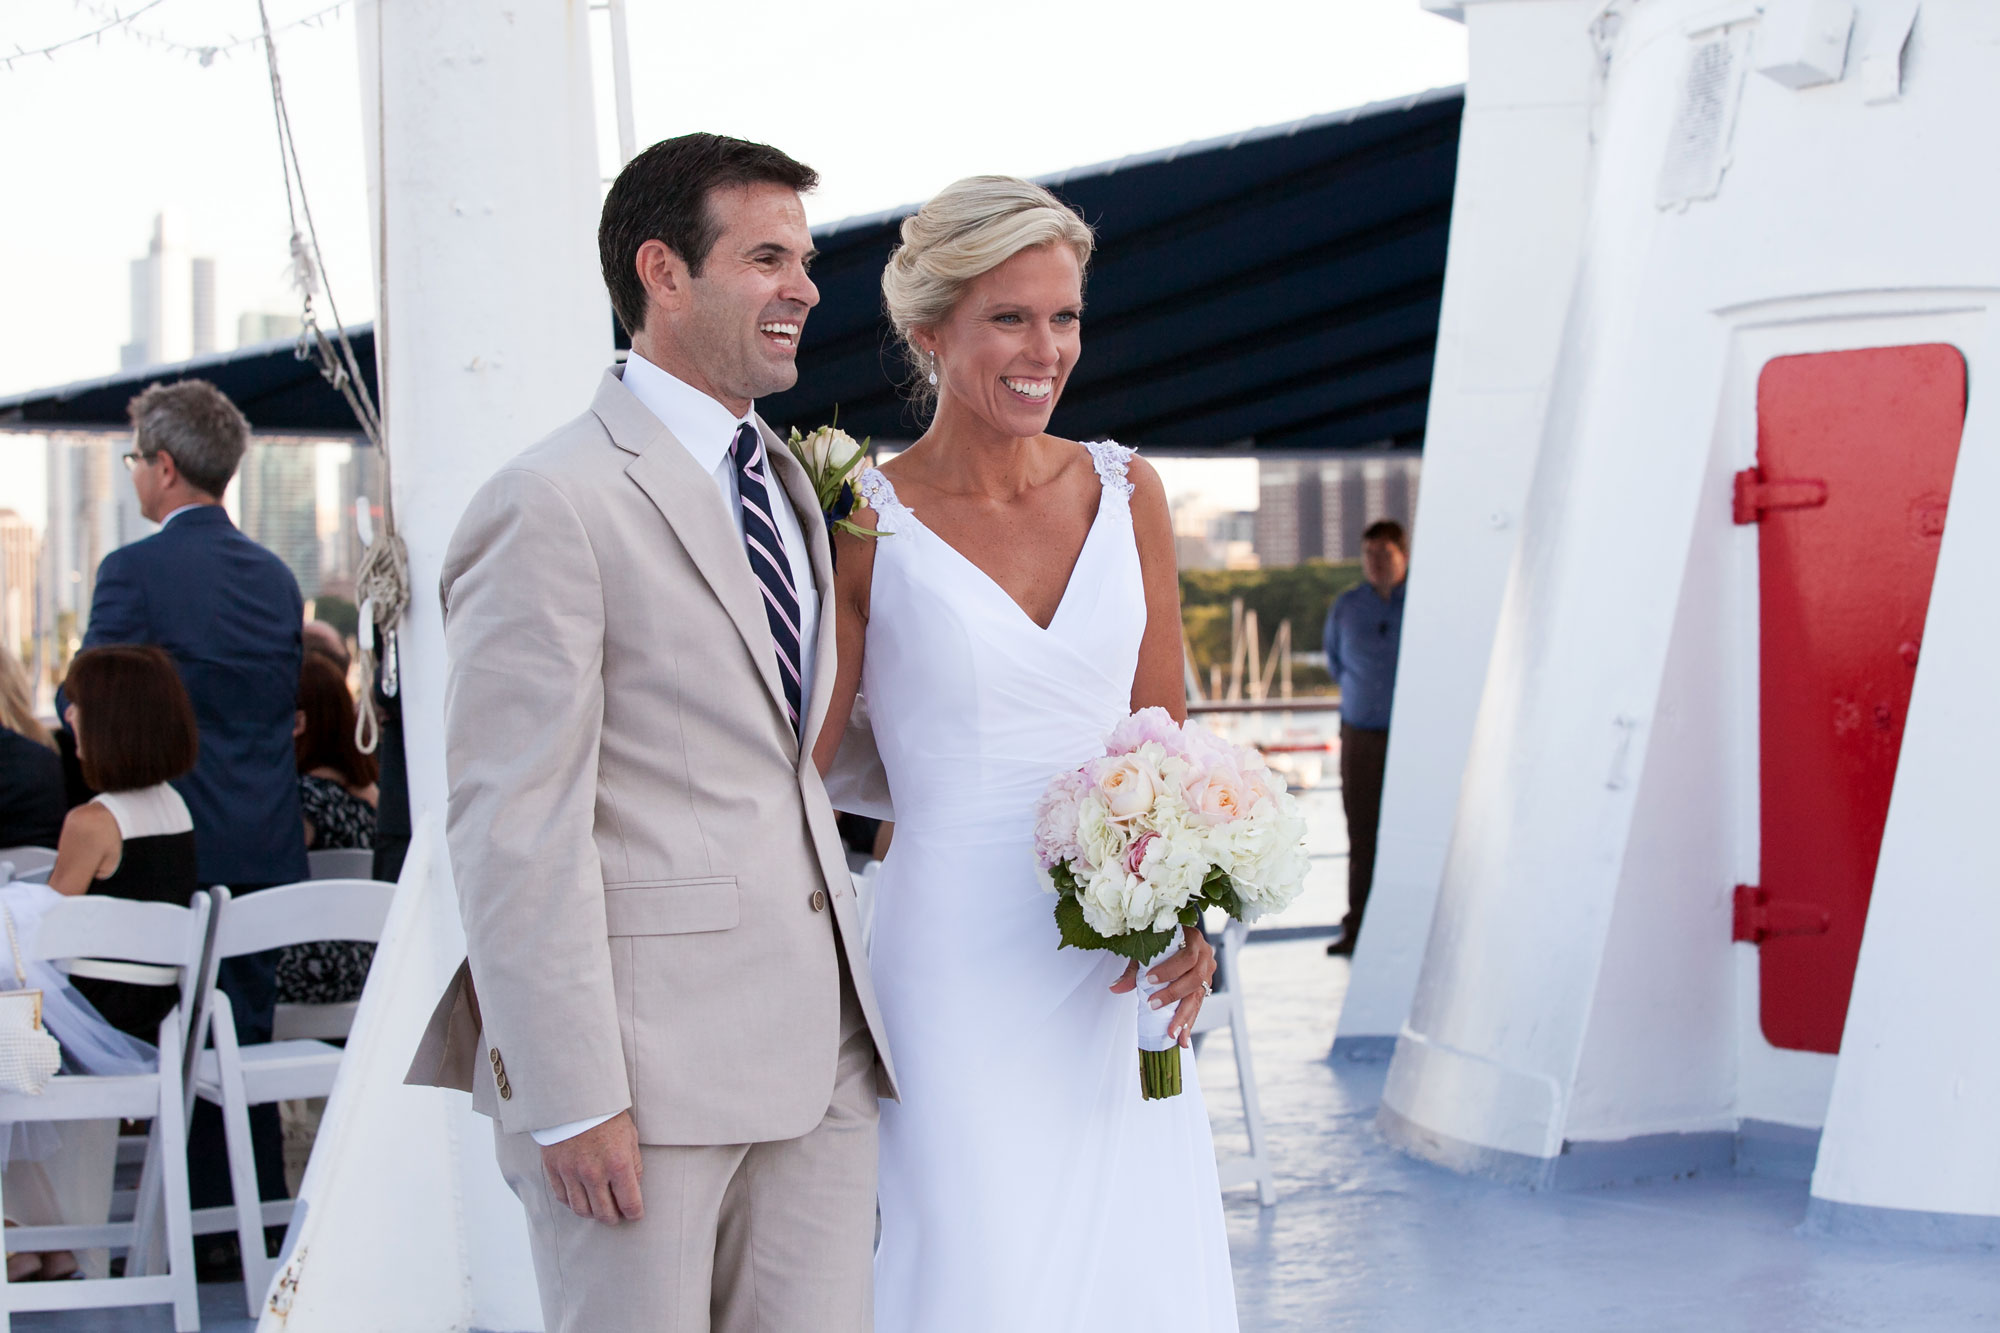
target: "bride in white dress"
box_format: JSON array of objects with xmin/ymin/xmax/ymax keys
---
[{"xmin": 815, "ymin": 177, "xmax": 1239, "ymax": 1332}]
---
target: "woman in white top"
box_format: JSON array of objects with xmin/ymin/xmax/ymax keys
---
[
  {"xmin": 6, "ymin": 646, "xmax": 201, "ymax": 1282},
  {"xmin": 49, "ymin": 645, "xmax": 201, "ymax": 1042}
]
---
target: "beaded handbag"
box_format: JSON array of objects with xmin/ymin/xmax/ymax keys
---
[{"xmin": 0, "ymin": 906, "xmax": 62, "ymax": 1095}]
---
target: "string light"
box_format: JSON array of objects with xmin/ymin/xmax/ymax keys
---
[
  {"xmin": 2, "ymin": 0, "xmax": 171, "ymax": 69},
  {"xmin": 2, "ymin": 0, "xmax": 350, "ymax": 72}
]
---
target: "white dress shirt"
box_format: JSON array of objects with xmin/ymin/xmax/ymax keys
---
[
  {"xmin": 161, "ymin": 502, "xmax": 212, "ymax": 526},
  {"xmin": 533, "ymin": 353, "xmax": 821, "ymax": 1148}
]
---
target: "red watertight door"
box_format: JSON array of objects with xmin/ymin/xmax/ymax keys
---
[{"xmin": 1738, "ymin": 344, "xmax": 1967, "ymax": 1053}]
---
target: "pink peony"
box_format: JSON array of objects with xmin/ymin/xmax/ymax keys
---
[
  {"xmin": 1104, "ymin": 707, "xmax": 1186, "ymax": 757},
  {"xmin": 1033, "ymin": 767, "xmax": 1092, "ymax": 870},
  {"xmin": 1178, "ymin": 719, "xmax": 1240, "ymax": 766}
]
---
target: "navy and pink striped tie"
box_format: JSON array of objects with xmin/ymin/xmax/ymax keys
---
[{"xmin": 730, "ymin": 422, "xmax": 804, "ymax": 736}]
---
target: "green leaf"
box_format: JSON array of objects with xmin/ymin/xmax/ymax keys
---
[
  {"xmin": 1052, "ymin": 894, "xmax": 1177, "ymax": 964},
  {"xmin": 1200, "ymin": 870, "xmax": 1245, "ymax": 919}
]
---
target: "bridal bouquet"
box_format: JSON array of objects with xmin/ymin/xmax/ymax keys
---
[
  {"xmin": 783, "ymin": 422, "xmax": 884, "ymax": 541},
  {"xmin": 1033, "ymin": 708, "xmax": 1309, "ymax": 1099}
]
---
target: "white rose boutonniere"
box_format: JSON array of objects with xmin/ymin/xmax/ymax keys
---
[{"xmin": 784, "ymin": 422, "xmax": 887, "ymax": 543}]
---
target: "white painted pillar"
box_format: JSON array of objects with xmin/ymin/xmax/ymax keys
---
[
  {"xmin": 1810, "ymin": 314, "xmax": 2000, "ymax": 1244},
  {"xmin": 1336, "ymin": 0, "xmax": 1600, "ymax": 1047},
  {"xmin": 264, "ymin": 3, "xmax": 611, "ymax": 1326}
]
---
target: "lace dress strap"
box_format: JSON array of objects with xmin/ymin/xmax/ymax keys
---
[
  {"xmin": 855, "ymin": 467, "xmax": 901, "ymax": 513},
  {"xmin": 1084, "ymin": 440, "xmax": 1136, "ymax": 498}
]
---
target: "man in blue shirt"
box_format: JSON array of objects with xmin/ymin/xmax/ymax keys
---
[{"xmin": 1322, "ymin": 519, "xmax": 1407, "ymax": 956}]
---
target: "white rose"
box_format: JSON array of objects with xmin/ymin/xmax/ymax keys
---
[
  {"xmin": 799, "ymin": 426, "xmax": 863, "ymax": 477},
  {"xmin": 1095, "ymin": 753, "xmax": 1159, "ymax": 823}
]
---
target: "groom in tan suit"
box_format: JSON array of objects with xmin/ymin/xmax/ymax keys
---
[{"xmin": 406, "ymin": 134, "xmax": 894, "ymax": 1332}]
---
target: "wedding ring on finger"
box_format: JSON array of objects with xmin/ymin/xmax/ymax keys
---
[{"xmin": 1200, "ymin": 981, "xmax": 1213, "ymax": 996}]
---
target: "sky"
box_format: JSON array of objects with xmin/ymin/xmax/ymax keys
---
[{"xmin": 0, "ymin": 0, "xmax": 1466, "ymax": 515}]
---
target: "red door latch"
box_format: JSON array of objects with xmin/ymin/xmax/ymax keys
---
[
  {"xmin": 1733, "ymin": 468, "xmax": 1829, "ymax": 525},
  {"xmin": 1732, "ymin": 884, "xmax": 1833, "ymax": 943}
]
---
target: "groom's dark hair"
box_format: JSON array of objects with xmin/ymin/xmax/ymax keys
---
[{"xmin": 600, "ymin": 133, "xmax": 820, "ymax": 337}]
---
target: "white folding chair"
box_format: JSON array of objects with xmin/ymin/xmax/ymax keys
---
[
  {"xmin": 305, "ymin": 848, "xmax": 373, "ymax": 882},
  {"xmin": 1190, "ymin": 920, "xmax": 1277, "ymax": 1205},
  {"xmin": 0, "ymin": 849, "xmax": 57, "ymax": 883},
  {"xmin": 192, "ymin": 877, "xmax": 395, "ymax": 1316},
  {"xmin": 0, "ymin": 890, "xmax": 221, "ymax": 1333}
]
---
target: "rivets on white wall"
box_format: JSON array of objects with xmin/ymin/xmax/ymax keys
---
[{"xmin": 1606, "ymin": 714, "xmax": 1641, "ymax": 792}]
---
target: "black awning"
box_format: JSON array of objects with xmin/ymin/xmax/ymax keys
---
[
  {"xmin": 0, "ymin": 328, "xmax": 379, "ymax": 437},
  {"xmin": 1, "ymin": 86, "xmax": 1461, "ymax": 453},
  {"xmin": 769, "ymin": 87, "xmax": 1461, "ymax": 453}
]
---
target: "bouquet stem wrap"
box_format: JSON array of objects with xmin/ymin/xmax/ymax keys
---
[{"xmin": 1134, "ymin": 927, "xmax": 1185, "ymax": 1100}]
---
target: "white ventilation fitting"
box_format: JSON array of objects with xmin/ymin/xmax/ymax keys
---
[
  {"xmin": 1658, "ymin": 24, "xmax": 1752, "ymax": 210},
  {"xmin": 1860, "ymin": 0, "xmax": 1921, "ymax": 104},
  {"xmin": 1757, "ymin": 0, "xmax": 1855, "ymax": 89}
]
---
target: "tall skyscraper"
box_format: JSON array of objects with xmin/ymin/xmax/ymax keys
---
[
  {"xmin": 0, "ymin": 509, "xmax": 38, "ymax": 662},
  {"xmin": 41, "ymin": 435, "xmax": 121, "ymax": 658},
  {"xmin": 120, "ymin": 212, "xmax": 217, "ymax": 370},
  {"xmin": 237, "ymin": 442, "xmax": 321, "ymax": 600},
  {"xmin": 319, "ymin": 443, "xmax": 383, "ymax": 601},
  {"xmin": 191, "ymin": 257, "xmax": 217, "ymax": 356},
  {"xmin": 238, "ymin": 311, "xmax": 303, "ymax": 348}
]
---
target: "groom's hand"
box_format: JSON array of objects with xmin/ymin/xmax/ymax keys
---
[
  {"xmin": 541, "ymin": 1110, "xmax": 645, "ymax": 1224},
  {"xmin": 1109, "ymin": 930, "xmax": 1218, "ymax": 1047}
]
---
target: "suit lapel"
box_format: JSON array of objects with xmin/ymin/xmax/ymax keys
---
[
  {"xmin": 593, "ymin": 372, "xmax": 793, "ymax": 747},
  {"xmin": 759, "ymin": 418, "xmax": 839, "ymax": 768}
]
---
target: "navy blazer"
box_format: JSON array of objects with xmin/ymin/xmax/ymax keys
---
[{"xmin": 80, "ymin": 506, "xmax": 309, "ymax": 887}]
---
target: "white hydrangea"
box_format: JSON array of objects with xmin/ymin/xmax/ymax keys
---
[
  {"xmin": 1073, "ymin": 792, "xmax": 1127, "ymax": 875},
  {"xmin": 1219, "ymin": 789, "xmax": 1310, "ymax": 919}
]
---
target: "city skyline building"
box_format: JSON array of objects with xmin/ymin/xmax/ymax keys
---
[
  {"xmin": 238, "ymin": 310, "xmax": 303, "ymax": 348},
  {"xmin": 0, "ymin": 508, "xmax": 37, "ymax": 664},
  {"xmin": 1170, "ymin": 491, "xmax": 1260, "ymax": 571},
  {"xmin": 1254, "ymin": 454, "xmax": 1423, "ymax": 567},
  {"xmin": 119, "ymin": 211, "xmax": 216, "ymax": 371},
  {"xmin": 237, "ymin": 441, "xmax": 321, "ymax": 602}
]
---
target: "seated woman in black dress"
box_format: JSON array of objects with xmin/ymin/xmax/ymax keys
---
[
  {"xmin": 0, "ymin": 644, "xmax": 64, "ymax": 851},
  {"xmin": 46, "ymin": 645, "xmax": 200, "ymax": 1042},
  {"xmin": 277, "ymin": 654, "xmax": 379, "ymax": 1006}
]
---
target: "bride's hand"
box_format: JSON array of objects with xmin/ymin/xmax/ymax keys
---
[{"xmin": 1109, "ymin": 929, "xmax": 1217, "ymax": 1047}]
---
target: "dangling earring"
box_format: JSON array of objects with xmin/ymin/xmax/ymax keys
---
[{"xmin": 927, "ymin": 351, "xmax": 939, "ymax": 387}]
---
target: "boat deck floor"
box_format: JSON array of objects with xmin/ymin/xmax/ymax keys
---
[{"xmin": 14, "ymin": 936, "xmax": 1999, "ymax": 1331}]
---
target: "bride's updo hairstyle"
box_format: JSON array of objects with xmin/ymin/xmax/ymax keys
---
[{"xmin": 881, "ymin": 176, "xmax": 1095, "ymax": 415}]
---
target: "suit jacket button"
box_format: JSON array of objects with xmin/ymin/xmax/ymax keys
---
[{"xmin": 810, "ymin": 889, "xmax": 827, "ymax": 912}]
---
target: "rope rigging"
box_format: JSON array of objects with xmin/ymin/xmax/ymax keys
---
[{"xmin": 252, "ymin": 0, "xmax": 406, "ymax": 753}]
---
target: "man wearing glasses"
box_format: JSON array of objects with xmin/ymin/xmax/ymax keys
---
[{"xmin": 86, "ymin": 379, "xmax": 306, "ymax": 1277}]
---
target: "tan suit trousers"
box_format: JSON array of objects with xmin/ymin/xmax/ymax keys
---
[{"xmin": 495, "ymin": 963, "xmax": 878, "ymax": 1333}]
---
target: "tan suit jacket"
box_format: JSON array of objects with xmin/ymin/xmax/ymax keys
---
[{"xmin": 406, "ymin": 367, "xmax": 896, "ymax": 1146}]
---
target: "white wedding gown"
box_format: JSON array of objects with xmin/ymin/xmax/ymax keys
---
[{"xmin": 854, "ymin": 442, "xmax": 1238, "ymax": 1332}]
